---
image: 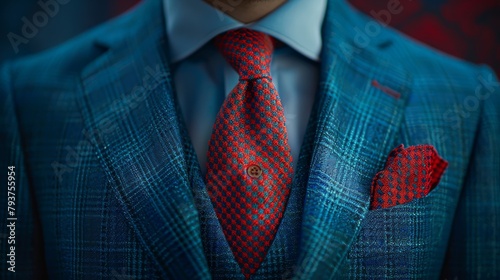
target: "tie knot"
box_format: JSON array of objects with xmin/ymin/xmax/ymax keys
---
[{"xmin": 214, "ymin": 29, "xmax": 275, "ymax": 80}]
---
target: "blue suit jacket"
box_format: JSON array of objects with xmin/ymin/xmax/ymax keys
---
[{"xmin": 1, "ymin": 0, "xmax": 499, "ymax": 279}]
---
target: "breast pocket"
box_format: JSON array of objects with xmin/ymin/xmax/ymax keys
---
[{"xmin": 345, "ymin": 182, "xmax": 458, "ymax": 279}]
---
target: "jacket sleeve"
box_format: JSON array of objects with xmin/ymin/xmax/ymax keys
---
[
  {"xmin": 0, "ymin": 62, "xmax": 47, "ymax": 279},
  {"xmin": 441, "ymin": 66, "xmax": 500, "ymax": 279}
]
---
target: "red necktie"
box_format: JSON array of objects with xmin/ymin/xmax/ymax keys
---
[{"xmin": 205, "ymin": 29, "xmax": 294, "ymax": 279}]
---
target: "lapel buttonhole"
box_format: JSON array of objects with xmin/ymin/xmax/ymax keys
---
[{"xmin": 371, "ymin": 80, "xmax": 401, "ymax": 99}]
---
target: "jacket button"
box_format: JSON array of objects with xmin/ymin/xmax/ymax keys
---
[{"xmin": 247, "ymin": 165, "xmax": 262, "ymax": 178}]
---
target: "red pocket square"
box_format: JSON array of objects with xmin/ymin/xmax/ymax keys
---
[{"xmin": 370, "ymin": 144, "xmax": 448, "ymax": 210}]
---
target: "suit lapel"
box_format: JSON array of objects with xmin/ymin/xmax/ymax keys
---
[
  {"xmin": 294, "ymin": 0, "xmax": 413, "ymax": 278},
  {"xmin": 77, "ymin": 1, "xmax": 210, "ymax": 278}
]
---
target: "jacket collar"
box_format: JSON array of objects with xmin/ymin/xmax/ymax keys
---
[{"xmin": 77, "ymin": 0, "xmax": 412, "ymax": 278}]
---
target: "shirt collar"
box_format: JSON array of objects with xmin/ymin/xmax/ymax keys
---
[{"xmin": 164, "ymin": 0, "xmax": 327, "ymax": 63}]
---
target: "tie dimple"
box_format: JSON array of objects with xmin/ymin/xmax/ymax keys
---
[
  {"xmin": 214, "ymin": 29, "xmax": 274, "ymax": 80},
  {"xmin": 206, "ymin": 28, "xmax": 294, "ymax": 279}
]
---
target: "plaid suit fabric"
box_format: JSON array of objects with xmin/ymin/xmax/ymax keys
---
[
  {"xmin": 1, "ymin": 0, "xmax": 499, "ymax": 279},
  {"xmin": 1, "ymin": 1, "xmax": 210, "ymax": 279}
]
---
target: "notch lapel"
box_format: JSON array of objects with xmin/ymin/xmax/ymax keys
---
[
  {"xmin": 77, "ymin": 1, "xmax": 210, "ymax": 278},
  {"xmin": 294, "ymin": 0, "xmax": 413, "ymax": 278}
]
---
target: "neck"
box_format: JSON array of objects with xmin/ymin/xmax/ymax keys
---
[{"xmin": 204, "ymin": 0, "xmax": 287, "ymax": 23}]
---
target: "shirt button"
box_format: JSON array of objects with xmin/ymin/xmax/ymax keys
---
[{"xmin": 247, "ymin": 164, "xmax": 262, "ymax": 178}]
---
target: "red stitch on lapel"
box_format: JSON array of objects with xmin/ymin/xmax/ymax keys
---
[{"xmin": 371, "ymin": 80, "xmax": 401, "ymax": 99}]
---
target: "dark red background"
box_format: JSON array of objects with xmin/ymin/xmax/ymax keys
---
[{"xmin": 349, "ymin": 0, "xmax": 500, "ymax": 76}]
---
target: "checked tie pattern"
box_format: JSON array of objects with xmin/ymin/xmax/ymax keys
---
[{"xmin": 205, "ymin": 29, "xmax": 294, "ymax": 279}]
